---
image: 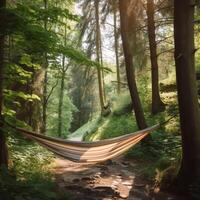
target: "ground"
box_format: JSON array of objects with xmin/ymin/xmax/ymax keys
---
[{"xmin": 52, "ymin": 157, "xmax": 185, "ymax": 200}]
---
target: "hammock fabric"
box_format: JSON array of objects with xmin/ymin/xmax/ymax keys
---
[{"xmin": 16, "ymin": 124, "xmax": 159, "ymax": 163}]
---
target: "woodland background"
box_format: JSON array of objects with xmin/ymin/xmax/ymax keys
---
[{"xmin": 0, "ymin": 0, "xmax": 200, "ymax": 199}]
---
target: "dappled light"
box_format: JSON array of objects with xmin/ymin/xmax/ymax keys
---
[{"xmin": 1, "ymin": 0, "xmax": 200, "ymax": 199}]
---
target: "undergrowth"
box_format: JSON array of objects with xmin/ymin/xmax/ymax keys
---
[
  {"xmin": 82, "ymin": 74, "xmax": 182, "ymax": 187},
  {"xmin": 0, "ymin": 129, "xmax": 69, "ymax": 200}
]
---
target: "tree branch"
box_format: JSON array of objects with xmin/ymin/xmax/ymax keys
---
[
  {"xmin": 157, "ymin": 48, "xmax": 174, "ymax": 57},
  {"xmin": 45, "ymin": 78, "xmax": 59, "ymax": 104}
]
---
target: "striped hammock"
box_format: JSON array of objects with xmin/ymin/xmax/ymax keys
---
[{"xmin": 16, "ymin": 124, "xmax": 159, "ymax": 163}]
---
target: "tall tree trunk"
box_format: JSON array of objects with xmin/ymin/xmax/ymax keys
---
[
  {"xmin": 42, "ymin": 59, "xmax": 48, "ymax": 133},
  {"xmin": 58, "ymin": 67, "xmax": 65, "ymax": 137},
  {"xmin": 147, "ymin": 0, "xmax": 164, "ymax": 115},
  {"xmin": 99, "ymin": 29, "xmax": 107, "ymax": 103},
  {"xmin": 119, "ymin": 0, "xmax": 147, "ymax": 129},
  {"xmin": 113, "ymin": 1, "xmax": 121, "ymax": 94},
  {"xmin": 42, "ymin": 0, "xmax": 48, "ymax": 133},
  {"xmin": 0, "ymin": 0, "xmax": 8, "ymax": 168},
  {"xmin": 94, "ymin": 0, "xmax": 105, "ymax": 111},
  {"xmin": 31, "ymin": 69, "xmax": 45, "ymax": 132},
  {"xmin": 58, "ymin": 25, "xmax": 67, "ymax": 137},
  {"xmin": 174, "ymin": 0, "xmax": 200, "ymax": 194}
]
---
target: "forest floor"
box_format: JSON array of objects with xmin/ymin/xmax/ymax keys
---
[{"xmin": 52, "ymin": 158, "xmax": 185, "ymax": 200}]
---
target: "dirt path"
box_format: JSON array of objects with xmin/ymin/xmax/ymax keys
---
[{"xmin": 52, "ymin": 158, "xmax": 185, "ymax": 200}]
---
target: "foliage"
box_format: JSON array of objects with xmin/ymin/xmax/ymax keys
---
[
  {"xmin": 112, "ymin": 92, "xmax": 132, "ymax": 116},
  {"xmin": 137, "ymin": 74, "xmax": 151, "ymax": 112},
  {"xmin": 46, "ymin": 75, "xmax": 77, "ymax": 138},
  {"xmin": 69, "ymin": 115, "xmax": 102, "ymax": 141},
  {"xmin": 0, "ymin": 129, "xmax": 69, "ymax": 200},
  {"xmin": 84, "ymin": 114, "xmax": 137, "ymax": 141},
  {"xmin": 83, "ymin": 77, "xmax": 181, "ymax": 186},
  {"xmin": 58, "ymin": 45, "xmax": 106, "ymax": 70},
  {"xmin": 1, "ymin": 0, "xmax": 200, "ymax": 198}
]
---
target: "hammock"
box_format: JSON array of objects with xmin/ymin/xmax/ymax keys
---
[{"xmin": 14, "ymin": 124, "xmax": 160, "ymax": 163}]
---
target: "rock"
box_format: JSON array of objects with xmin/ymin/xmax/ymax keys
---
[
  {"xmin": 118, "ymin": 189, "xmax": 130, "ymax": 199},
  {"xmin": 112, "ymin": 180, "xmax": 120, "ymax": 185},
  {"xmin": 122, "ymin": 180, "xmax": 133, "ymax": 186},
  {"xmin": 93, "ymin": 172, "xmax": 101, "ymax": 179},
  {"xmin": 92, "ymin": 186, "xmax": 119, "ymax": 198}
]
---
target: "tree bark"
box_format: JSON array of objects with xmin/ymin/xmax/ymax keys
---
[
  {"xmin": 0, "ymin": 0, "xmax": 8, "ymax": 168},
  {"xmin": 113, "ymin": 1, "xmax": 121, "ymax": 94},
  {"xmin": 42, "ymin": 0, "xmax": 48, "ymax": 134},
  {"xmin": 174, "ymin": 0, "xmax": 200, "ymax": 193},
  {"xmin": 42, "ymin": 60, "xmax": 48, "ymax": 134},
  {"xmin": 119, "ymin": 0, "xmax": 147, "ymax": 129},
  {"xmin": 58, "ymin": 25, "xmax": 67, "ymax": 137},
  {"xmin": 58, "ymin": 58, "xmax": 65, "ymax": 137},
  {"xmin": 99, "ymin": 27, "xmax": 107, "ymax": 103},
  {"xmin": 94, "ymin": 0, "xmax": 105, "ymax": 112},
  {"xmin": 147, "ymin": 0, "xmax": 165, "ymax": 115}
]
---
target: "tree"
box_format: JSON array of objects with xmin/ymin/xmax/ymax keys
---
[
  {"xmin": 0, "ymin": 0, "xmax": 8, "ymax": 168},
  {"xmin": 58, "ymin": 25, "xmax": 69, "ymax": 137},
  {"xmin": 146, "ymin": 0, "xmax": 165, "ymax": 115},
  {"xmin": 42, "ymin": 0, "xmax": 49, "ymax": 134},
  {"xmin": 119, "ymin": 0, "xmax": 147, "ymax": 129},
  {"xmin": 174, "ymin": 0, "xmax": 200, "ymax": 196},
  {"xmin": 94, "ymin": 0, "xmax": 105, "ymax": 112},
  {"xmin": 113, "ymin": 0, "xmax": 121, "ymax": 94}
]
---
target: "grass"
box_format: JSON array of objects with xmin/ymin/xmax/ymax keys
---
[
  {"xmin": 68, "ymin": 116, "xmax": 103, "ymax": 141},
  {"xmin": 84, "ymin": 114, "xmax": 137, "ymax": 141},
  {"xmin": 82, "ymin": 73, "xmax": 182, "ymax": 186}
]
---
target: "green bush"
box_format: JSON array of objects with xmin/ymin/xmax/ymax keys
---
[
  {"xmin": 82, "ymin": 71, "xmax": 181, "ymax": 187},
  {"xmin": 0, "ymin": 130, "xmax": 69, "ymax": 200},
  {"xmin": 84, "ymin": 114, "xmax": 138, "ymax": 141}
]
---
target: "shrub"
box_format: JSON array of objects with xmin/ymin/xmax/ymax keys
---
[{"xmin": 0, "ymin": 130, "xmax": 69, "ymax": 200}]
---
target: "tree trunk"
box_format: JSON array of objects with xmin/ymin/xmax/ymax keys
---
[
  {"xmin": 42, "ymin": 56, "xmax": 48, "ymax": 134},
  {"xmin": 94, "ymin": 0, "xmax": 105, "ymax": 111},
  {"xmin": 147, "ymin": 0, "xmax": 165, "ymax": 115},
  {"xmin": 174, "ymin": 0, "xmax": 200, "ymax": 194},
  {"xmin": 58, "ymin": 59, "xmax": 65, "ymax": 137},
  {"xmin": 113, "ymin": 1, "xmax": 121, "ymax": 94},
  {"xmin": 0, "ymin": 0, "xmax": 8, "ymax": 168},
  {"xmin": 119, "ymin": 0, "xmax": 147, "ymax": 129},
  {"xmin": 99, "ymin": 29, "xmax": 107, "ymax": 103},
  {"xmin": 31, "ymin": 69, "xmax": 45, "ymax": 132},
  {"xmin": 42, "ymin": 0, "xmax": 48, "ymax": 134},
  {"xmin": 58, "ymin": 25, "xmax": 67, "ymax": 137}
]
